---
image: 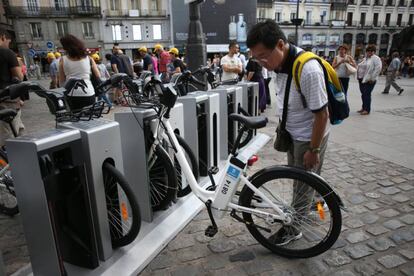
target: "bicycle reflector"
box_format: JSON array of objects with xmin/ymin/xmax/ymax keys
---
[
  {"xmin": 317, "ymin": 202, "xmax": 325, "ymax": 220},
  {"xmin": 247, "ymin": 155, "xmax": 259, "ymax": 166},
  {"xmin": 121, "ymin": 202, "xmax": 129, "ymax": 221}
]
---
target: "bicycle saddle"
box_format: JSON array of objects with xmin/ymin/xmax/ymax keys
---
[
  {"xmin": 0, "ymin": 109, "xmax": 17, "ymax": 122},
  {"xmin": 229, "ymin": 113, "xmax": 268, "ymax": 129}
]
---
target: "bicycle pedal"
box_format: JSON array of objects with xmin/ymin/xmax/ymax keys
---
[
  {"xmin": 208, "ymin": 166, "xmax": 219, "ymax": 175},
  {"xmin": 205, "ymin": 225, "xmax": 218, "ymax": 237}
]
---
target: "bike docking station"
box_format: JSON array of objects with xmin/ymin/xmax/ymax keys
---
[
  {"xmin": 6, "ymin": 129, "xmax": 101, "ymax": 275},
  {"xmin": 177, "ymin": 91, "xmax": 222, "ymax": 177},
  {"xmin": 214, "ymin": 85, "xmax": 243, "ymax": 155},
  {"xmin": 57, "ymin": 119, "xmax": 124, "ymax": 261},
  {"xmin": 235, "ymin": 81, "xmax": 260, "ymax": 117}
]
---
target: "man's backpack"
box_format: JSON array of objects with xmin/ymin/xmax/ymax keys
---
[{"xmin": 292, "ymin": 52, "xmax": 349, "ymax": 125}]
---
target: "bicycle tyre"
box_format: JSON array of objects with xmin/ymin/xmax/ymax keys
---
[
  {"xmin": 0, "ymin": 150, "xmax": 18, "ymax": 216},
  {"xmin": 238, "ymin": 128, "xmax": 253, "ymax": 148},
  {"xmin": 103, "ymin": 162, "xmax": 141, "ymax": 248},
  {"xmin": 238, "ymin": 166, "xmax": 342, "ymax": 258},
  {"xmin": 175, "ymin": 134, "xmax": 199, "ymax": 197},
  {"xmin": 149, "ymin": 144, "xmax": 177, "ymax": 211}
]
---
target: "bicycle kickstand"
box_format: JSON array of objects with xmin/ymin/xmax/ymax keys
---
[{"xmin": 204, "ymin": 200, "xmax": 218, "ymax": 237}]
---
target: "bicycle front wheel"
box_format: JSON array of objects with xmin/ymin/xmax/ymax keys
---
[
  {"xmin": 174, "ymin": 134, "xmax": 199, "ymax": 197},
  {"xmin": 0, "ymin": 151, "xmax": 18, "ymax": 216},
  {"xmin": 103, "ymin": 162, "xmax": 141, "ymax": 248},
  {"xmin": 238, "ymin": 166, "xmax": 342, "ymax": 258}
]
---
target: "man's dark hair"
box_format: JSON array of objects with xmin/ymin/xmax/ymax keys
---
[
  {"xmin": 228, "ymin": 41, "xmax": 238, "ymax": 49},
  {"xmin": 366, "ymin": 44, "xmax": 376, "ymax": 52},
  {"xmin": 247, "ymin": 20, "xmax": 286, "ymax": 49},
  {"xmin": 60, "ymin": 34, "xmax": 87, "ymax": 59},
  {"xmin": 0, "ymin": 27, "xmax": 11, "ymax": 39},
  {"xmin": 105, "ymin": 53, "xmax": 112, "ymax": 61}
]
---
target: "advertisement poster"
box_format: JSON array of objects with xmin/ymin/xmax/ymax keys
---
[{"xmin": 172, "ymin": 0, "xmax": 257, "ymax": 52}]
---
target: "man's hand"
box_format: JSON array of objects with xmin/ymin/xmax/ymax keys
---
[{"xmin": 303, "ymin": 150, "xmax": 320, "ymax": 170}]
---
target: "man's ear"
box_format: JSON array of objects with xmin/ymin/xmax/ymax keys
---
[{"xmin": 276, "ymin": 39, "xmax": 285, "ymax": 51}]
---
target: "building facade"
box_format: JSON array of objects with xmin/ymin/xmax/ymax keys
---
[
  {"xmin": 100, "ymin": 0, "xmax": 171, "ymax": 58},
  {"xmin": 257, "ymin": 0, "xmax": 414, "ymax": 58}
]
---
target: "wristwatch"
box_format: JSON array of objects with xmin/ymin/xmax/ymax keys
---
[{"xmin": 309, "ymin": 147, "xmax": 321, "ymax": 154}]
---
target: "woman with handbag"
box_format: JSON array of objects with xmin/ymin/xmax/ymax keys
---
[
  {"xmin": 58, "ymin": 34, "xmax": 99, "ymax": 110},
  {"xmin": 332, "ymin": 45, "xmax": 356, "ymax": 97}
]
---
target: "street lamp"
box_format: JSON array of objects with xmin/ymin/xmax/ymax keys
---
[
  {"xmin": 291, "ymin": 0, "xmax": 303, "ymax": 45},
  {"xmin": 186, "ymin": 0, "xmax": 207, "ymax": 71}
]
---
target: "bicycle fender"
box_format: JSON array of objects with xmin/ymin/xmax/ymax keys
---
[{"xmin": 247, "ymin": 165, "xmax": 346, "ymax": 210}]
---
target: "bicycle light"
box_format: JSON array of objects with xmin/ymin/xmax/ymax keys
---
[{"xmin": 247, "ymin": 155, "xmax": 258, "ymax": 166}]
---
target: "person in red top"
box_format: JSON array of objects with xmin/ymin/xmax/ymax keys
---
[{"xmin": 154, "ymin": 44, "xmax": 170, "ymax": 82}]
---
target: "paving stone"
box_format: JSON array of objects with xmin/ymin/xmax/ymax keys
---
[
  {"xmin": 361, "ymin": 175, "xmax": 376, "ymax": 182},
  {"xmin": 378, "ymin": 209, "xmax": 400, "ymax": 218},
  {"xmin": 391, "ymin": 177, "xmax": 407, "ymax": 184},
  {"xmin": 366, "ymin": 225, "xmax": 389, "ymax": 236},
  {"xmin": 195, "ymin": 234, "xmax": 216, "ymax": 244},
  {"xmin": 398, "ymin": 249, "xmax": 414, "ymax": 260},
  {"xmin": 348, "ymin": 194, "xmax": 366, "ymax": 205},
  {"xmin": 266, "ymin": 269, "xmax": 303, "ymax": 276},
  {"xmin": 202, "ymin": 255, "xmax": 228, "ymax": 270},
  {"xmin": 177, "ymin": 245, "xmax": 210, "ymax": 262},
  {"xmin": 331, "ymin": 238, "xmax": 347, "ymax": 249},
  {"xmin": 399, "ymin": 183, "xmax": 414, "ymax": 191},
  {"xmin": 241, "ymin": 260, "xmax": 273, "ymax": 275},
  {"xmin": 298, "ymin": 260, "xmax": 328, "ymax": 276},
  {"xmin": 354, "ymin": 263, "xmax": 383, "ymax": 276},
  {"xmin": 228, "ymin": 250, "xmax": 255, "ymax": 262},
  {"xmin": 236, "ymin": 234, "xmax": 258, "ymax": 246},
  {"xmin": 344, "ymin": 244, "xmax": 374, "ymax": 259},
  {"xmin": 338, "ymin": 166, "xmax": 352, "ymax": 172},
  {"xmin": 207, "ymin": 239, "xmax": 237, "ymax": 253},
  {"xmin": 332, "ymin": 271, "xmax": 356, "ymax": 276},
  {"xmin": 360, "ymin": 214, "xmax": 379, "ymax": 224},
  {"xmin": 323, "ymin": 250, "xmax": 352, "ymax": 267},
  {"xmin": 168, "ymin": 234, "xmax": 195, "ymax": 251},
  {"xmin": 400, "ymin": 214, "xmax": 414, "ymax": 225},
  {"xmin": 389, "ymin": 229, "xmax": 414, "ymax": 244},
  {"xmin": 377, "ymin": 180, "xmax": 394, "ymax": 187},
  {"xmin": 365, "ymin": 202, "xmax": 381, "ymax": 210},
  {"xmin": 367, "ymin": 237, "xmax": 396, "ymax": 251},
  {"xmin": 149, "ymin": 252, "xmax": 176, "ymax": 271},
  {"xmin": 401, "ymin": 266, "xmax": 414, "ymax": 276},
  {"xmin": 364, "ymin": 192, "xmax": 380, "ymax": 199},
  {"xmin": 399, "ymin": 204, "xmax": 414, "ymax": 213},
  {"xmin": 345, "ymin": 231, "xmax": 370, "ymax": 243},
  {"xmin": 377, "ymin": 254, "xmax": 407, "ymax": 269},
  {"xmin": 170, "ymin": 264, "xmax": 205, "ymax": 276},
  {"xmin": 392, "ymin": 194, "xmax": 411, "ymax": 203},
  {"xmin": 378, "ymin": 186, "xmax": 401, "ymax": 195},
  {"xmin": 383, "ymin": 219, "xmax": 405, "ymax": 230},
  {"xmin": 345, "ymin": 219, "xmax": 364, "ymax": 229}
]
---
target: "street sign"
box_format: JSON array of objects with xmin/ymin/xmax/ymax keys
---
[
  {"xmin": 46, "ymin": 41, "xmax": 54, "ymax": 49},
  {"xmin": 28, "ymin": 49, "xmax": 36, "ymax": 57}
]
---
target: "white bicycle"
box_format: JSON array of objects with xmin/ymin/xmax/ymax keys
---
[{"xmin": 122, "ymin": 75, "xmax": 343, "ymax": 258}]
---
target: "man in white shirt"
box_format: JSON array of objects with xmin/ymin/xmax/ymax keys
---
[
  {"xmin": 220, "ymin": 42, "xmax": 242, "ymax": 81},
  {"xmin": 247, "ymin": 20, "xmax": 330, "ymax": 246}
]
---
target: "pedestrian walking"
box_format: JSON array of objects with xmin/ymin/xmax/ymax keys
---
[
  {"xmin": 332, "ymin": 45, "xmax": 356, "ymax": 97},
  {"xmin": 154, "ymin": 44, "xmax": 170, "ymax": 83},
  {"xmin": 220, "ymin": 42, "xmax": 242, "ymax": 81},
  {"xmin": 247, "ymin": 20, "xmax": 330, "ymax": 245},
  {"xmin": 382, "ymin": 51, "xmax": 404, "ymax": 95},
  {"xmin": 58, "ymin": 34, "xmax": 99, "ymax": 110},
  {"xmin": 356, "ymin": 45, "xmax": 382, "ymax": 115},
  {"xmin": 401, "ymin": 56, "xmax": 411, "ymax": 78},
  {"xmin": 47, "ymin": 52, "xmax": 58, "ymax": 89}
]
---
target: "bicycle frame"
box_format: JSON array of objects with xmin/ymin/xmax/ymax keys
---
[{"xmin": 162, "ymin": 117, "xmax": 291, "ymax": 224}]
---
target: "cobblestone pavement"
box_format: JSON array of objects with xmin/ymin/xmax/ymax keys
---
[
  {"xmin": 377, "ymin": 107, "xmax": 414, "ymax": 119},
  {"xmin": 1, "ymin": 78, "xmax": 414, "ymax": 275}
]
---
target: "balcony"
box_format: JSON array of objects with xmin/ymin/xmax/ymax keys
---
[
  {"xmin": 331, "ymin": 0, "xmax": 347, "ymax": 10},
  {"xmin": 5, "ymin": 6, "xmax": 101, "ymax": 17},
  {"xmin": 373, "ymin": 0, "xmax": 384, "ymax": 5},
  {"xmin": 104, "ymin": 9, "xmax": 129, "ymax": 17},
  {"xmin": 397, "ymin": 0, "xmax": 406, "ymax": 6},
  {"xmin": 385, "ymin": 0, "xmax": 395, "ymax": 6},
  {"xmin": 360, "ymin": 0, "xmax": 371, "ymax": 5},
  {"xmin": 348, "ymin": 0, "xmax": 357, "ymax": 5},
  {"xmin": 303, "ymin": 20, "xmax": 330, "ymax": 27},
  {"xmin": 329, "ymin": 20, "xmax": 346, "ymax": 27},
  {"xmin": 140, "ymin": 9, "xmax": 167, "ymax": 17},
  {"xmin": 257, "ymin": 0, "xmax": 273, "ymax": 8}
]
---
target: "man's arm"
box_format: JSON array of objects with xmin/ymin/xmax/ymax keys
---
[
  {"xmin": 112, "ymin": 63, "xmax": 119, "ymax": 74},
  {"xmin": 10, "ymin": 66, "xmax": 23, "ymax": 81},
  {"xmin": 58, "ymin": 58, "xmax": 65, "ymax": 85}
]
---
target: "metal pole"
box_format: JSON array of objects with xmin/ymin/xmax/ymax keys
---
[
  {"xmin": 295, "ymin": 0, "xmax": 300, "ymax": 45},
  {"xmin": 186, "ymin": 0, "xmax": 206, "ymax": 71}
]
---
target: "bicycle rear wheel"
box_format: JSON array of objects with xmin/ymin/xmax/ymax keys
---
[
  {"xmin": 0, "ymin": 151, "xmax": 18, "ymax": 216},
  {"xmin": 103, "ymin": 162, "xmax": 141, "ymax": 247},
  {"xmin": 238, "ymin": 166, "xmax": 341, "ymax": 258},
  {"xmin": 148, "ymin": 144, "xmax": 177, "ymax": 211}
]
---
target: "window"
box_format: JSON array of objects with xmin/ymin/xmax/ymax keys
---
[
  {"xmin": 258, "ymin": 9, "xmax": 266, "ymax": 19},
  {"xmin": 132, "ymin": 25, "xmax": 142, "ymax": 40},
  {"xmin": 290, "ymin": 12, "xmax": 296, "ymax": 20},
  {"xmin": 79, "ymin": 0, "xmax": 92, "ymax": 11},
  {"xmin": 397, "ymin": 14, "xmax": 403, "ymax": 26},
  {"xmin": 131, "ymin": 0, "xmax": 140, "ymax": 10},
  {"xmin": 54, "ymin": 0, "xmax": 65, "ymax": 10},
  {"xmin": 27, "ymin": 0, "xmax": 39, "ymax": 12},
  {"xmin": 347, "ymin": 12, "xmax": 353, "ymax": 26},
  {"xmin": 316, "ymin": 34, "xmax": 326, "ymax": 45},
  {"xmin": 82, "ymin": 22, "xmax": 93, "ymax": 38},
  {"xmin": 306, "ymin": 11, "xmax": 312, "ymax": 24},
  {"xmin": 368, "ymin": 33, "xmax": 378, "ymax": 44},
  {"xmin": 385, "ymin": 13, "xmax": 391, "ymax": 26},
  {"xmin": 30, "ymin": 22, "xmax": 42, "ymax": 39},
  {"xmin": 409, "ymin": 14, "xmax": 413, "ymax": 26},
  {"xmin": 56, "ymin": 21, "xmax": 68, "ymax": 37},
  {"xmin": 109, "ymin": 0, "xmax": 120, "ymax": 10},
  {"xmin": 112, "ymin": 25, "xmax": 122, "ymax": 41},
  {"xmin": 275, "ymin": 12, "xmax": 281, "ymax": 22},
  {"xmin": 320, "ymin": 10, "xmax": 327, "ymax": 24},
  {"xmin": 360, "ymin": 13, "xmax": 366, "ymax": 26},
  {"xmin": 150, "ymin": 0, "xmax": 159, "ymax": 10},
  {"xmin": 373, "ymin": 13, "xmax": 379, "ymax": 27},
  {"xmin": 153, "ymin": 24, "xmax": 162, "ymax": 40}
]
